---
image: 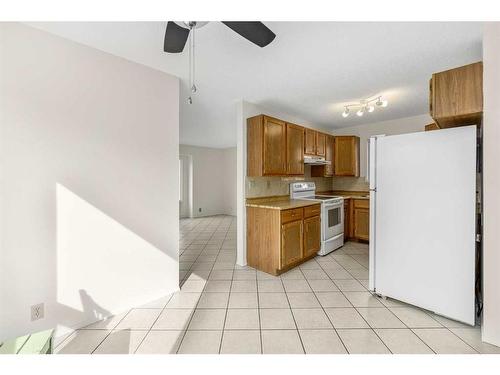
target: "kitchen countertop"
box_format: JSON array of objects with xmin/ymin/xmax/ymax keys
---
[
  {"xmin": 318, "ymin": 190, "xmax": 370, "ymax": 200},
  {"xmin": 246, "ymin": 198, "xmax": 321, "ymax": 211}
]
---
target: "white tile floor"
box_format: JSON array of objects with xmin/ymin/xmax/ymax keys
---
[{"xmin": 55, "ymin": 215, "xmax": 500, "ymax": 354}]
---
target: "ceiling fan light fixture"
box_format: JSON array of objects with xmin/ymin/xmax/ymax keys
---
[
  {"xmin": 356, "ymin": 108, "xmax": 365, "ymax": 117},
  {"xmin": 342, "ymin": 107, "xmax": 350, "ymax": 118},
  {"xmin": 367, "ymin": 105, "xmax": 375, "ymax": 113}
]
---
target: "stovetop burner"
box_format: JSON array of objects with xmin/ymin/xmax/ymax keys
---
[{"xmin": 309, "ymin": 195, "xmax": 337, "ymax": 200}]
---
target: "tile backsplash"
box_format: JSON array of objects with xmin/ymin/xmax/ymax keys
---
[
  {"xmin": 331, "ymin": 177, "xmax": 369, "ymax": 192},
  {"xmin": 246, "ymin": 168, "xmax": 369, "ymax": 198},
  {"xmin": 246, "ymin": 166, "xmax": 332, "ymax": 198}
]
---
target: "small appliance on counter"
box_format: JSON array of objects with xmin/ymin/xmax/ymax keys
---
[{"xmin": 290, "ymin": 182, "xmax": 344, "ymax": 255}]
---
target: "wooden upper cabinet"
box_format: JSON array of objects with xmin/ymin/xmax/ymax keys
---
[
  {"xmin": 430, "ymin": 61, "xmax": 483, "ymax": 128},
  {"xmin": 304, "ymin": 128, "xmax": 316, "ymax": 155},
  {"xmin": 324, "ymin": 135, "xmax": 334, "ymax": 176},
  {"xmin": 311, "ymin": 135, "xmax": 334, "ymax": 177},
  {"xmin": 334, "ymin": 136, "xmax": 360, "ymax": 177},
  {"xmin": 263, "ymin": 117, "xmax": 287, "ymax": 175},
  {"xmin": 303, "ymin": 215, "xmax": 321, "ymax": 258},
  {"xmin": 281, "ymin": 219, "xmax": 303, "ymax": 268},
  {"xmin": 286, "ymin": 123, "xmax": 304, "ymax": 175},
  {"xmin": 247, "ymin": 115, "xmax": 287, "ymax": 176},
  {"xmin": 316, "ymin": 132, "xmax": 326, "ymax": 157},
  {"xmin": 425, "ymin": 123, "xmax": 440, "ymax": 131}
]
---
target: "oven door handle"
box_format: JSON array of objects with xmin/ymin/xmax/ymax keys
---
[{"xmin": 323, "ymin": 203, "xmax": 342, "ymax": 209}]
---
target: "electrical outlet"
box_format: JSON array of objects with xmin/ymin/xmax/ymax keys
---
[{"xmin": 31, "ymin": 303, "xmax": 44, "ymax": 321}]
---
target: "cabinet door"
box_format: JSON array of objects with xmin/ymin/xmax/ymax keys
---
[
  {"xmin": 353, "ymin": 208, "xmax": 369, "ymax": 241},
  {"xmin": 344, "ymin": 199, "xmax": 351, "ymax": 239},
  {"xmin": 263, "ymin": 116, "xmax": 286, "ymax": 175},
  {"xmin": 431, "ymin": 62, "xmax": 483, "ymax": 127},
  {"xmin": 316, "ymin": 132, "xmax": 326, "ymax": 157},
  {"xmin": 304, "ymin": 128, "xmax": 316, "ymax": 155},
  {"xmin": 325, "ymin": 135, "xmax": 334, "ymax": 176},
  {"xmin": 281, "ymin": 220, "xmax": 303, "ymax": 269},
  {"xmin": 303, "ymin": 216, "xmax": 321, "ymax": 258},
  {"xmin": 286, "ymin": 123, "xmax": 304, "ymax": 175},
  {"xmin": 334, "ymin": 136, "xmax": 360, "ymax": 177}
]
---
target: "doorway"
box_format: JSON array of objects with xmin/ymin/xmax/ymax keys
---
[{"xmin": 179, "ymin": 154, "xmax": 192, "ymax": 218}]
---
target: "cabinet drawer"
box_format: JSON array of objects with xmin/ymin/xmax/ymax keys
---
[
  {"xmin": 353, "ymin": 199, "xmax": 369, "ymax": 209},
  {"xmin": 304, "ymin": 204, "xmax": 321, "ymax": 218},
  {"xmin": 281, "ymin": 208, "xmax": 303, "ymax": 223}
]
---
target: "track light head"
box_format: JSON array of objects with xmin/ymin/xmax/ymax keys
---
[
  {"xmin": 376, "ymin": 97, "xmax": 388, "ymax": 107},
  {"xmin": 341, "ymin": 95, "xmax": 388, "ymax": 118}
]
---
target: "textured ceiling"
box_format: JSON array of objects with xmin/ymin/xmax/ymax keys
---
[{"xmin": 27, "ymin": 22, "xmax": 483, "ymax": 148}]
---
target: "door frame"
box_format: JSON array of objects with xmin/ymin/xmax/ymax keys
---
[{"xmin": 179, "ymin": 154, "xmax": 193, "ymax": 219}]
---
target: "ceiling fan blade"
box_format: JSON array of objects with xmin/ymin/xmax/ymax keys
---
[
  {"xmin": 164, "ymin": 21, "xmax": 190, "ymax": 53},
  {"xmin": 222, "ymin": 22, "xmax": 276, "ymax": 47}
]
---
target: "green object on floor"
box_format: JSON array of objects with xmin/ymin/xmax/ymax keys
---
[{"xmin": 0, "ymin": 329, "xmax": 54, "ymax": 354}]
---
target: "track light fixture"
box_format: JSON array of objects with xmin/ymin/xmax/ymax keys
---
[
  {"xmin": 341, "ymin": 96, "xmax": 388, "ymax": 118},
  {"xmin": 376, "ymin": 97, "xmax": 388, "ymax": 107}
]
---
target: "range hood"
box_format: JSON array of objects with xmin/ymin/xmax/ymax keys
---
[{"xmin": 304, "ymin": 155, "xmax": 331, "ymax": 165}]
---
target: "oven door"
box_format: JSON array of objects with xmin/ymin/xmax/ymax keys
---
[{"xmin": 323, "ymin": 202, "xmax": 344, "ymax": 240}]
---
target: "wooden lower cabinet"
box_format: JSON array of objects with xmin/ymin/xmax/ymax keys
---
[
  {"xmin": 353, "ymin": 208, "xmax": 369, "ymax": 241},
  {"xmin": 344, "ymin": 198, "xmax": 352, "ymax": 238},
  {"xmin": 281, "ymin": 220, "xmax": 303, "ymax": 268},
  {"xmin": 303, "ymin": 216, "xmax": 321, "ymax": 258},
  {"xmin": 247, "ymin": 204, "xmax": 321, "ymax": 275},
  {"xmin": 343, "ymin": 197, "xmax": 369, "ymax": 242},
  {"xmin": 352, "ymin": 199, "xmax": 369, "ymax": 241}
]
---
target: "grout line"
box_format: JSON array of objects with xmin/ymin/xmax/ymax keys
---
[
  {"xmin": 315, "ymin": 249, "xmax": 393, "ymax": 354},
  {"xmin": 437, "ymin": 325, "xmax": 480, "ymax": 353},
  {"xmin": 297, "ymin": 263, "xmax": 350, "ymax": 354},
  {"xmin": 255, "ymin": 270, "xmax": 264, "ymax": 354},
  {"xmin": 90, "ymin": 308, "xmax": 133, "ymax": 354},
  {"xmin": 176, "ymin": 216, "xmax": 236, "ymax": 354},
  {"xmin": 279, "ymin": 273, "xmax": 306, "ymax": 354},
  {"xmin": 176, "ymin": 217, "xmax": 226, "ymax": 353},
  {"xmin": 218, "ymin": 254, "xmax": 234, "ymax": 354},
  {"xmin": 133, "ymin": 294, "xmax": 175, "ymax": 354}
]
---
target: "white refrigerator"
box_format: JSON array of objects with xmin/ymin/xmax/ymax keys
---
[{"xmin": 368, "ymin": 125, "xmax": 477, "ymax": 325}]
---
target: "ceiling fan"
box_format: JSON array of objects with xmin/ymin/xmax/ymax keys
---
[{"xmin": 163, "ymin": 21, "xmax": 276, "ymax": 103}]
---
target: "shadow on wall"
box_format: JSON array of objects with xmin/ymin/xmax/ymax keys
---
[
  {"xmin": 53, "ymin": 183, "xmax": 179, "ymax": 339},
  {"xmin": 0, "ymin": 181, "xmax": 179, "ymax": 343},
  {"xmin": 56, "ymin": 289, "xmax": 133, "ymax": 354}
]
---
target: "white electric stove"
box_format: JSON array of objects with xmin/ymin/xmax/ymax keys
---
[{"xmin": 290, "ymin": 182, "xmax": 344, "ymax": 256}]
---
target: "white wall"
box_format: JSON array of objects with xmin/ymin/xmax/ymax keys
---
[
  {"xmin": 482, "ymin": 22, "xmax": 500, "ymax": 347},
  {"xmin": 236, "ymin": 100, "xmax": 328, "ymax": 266},
  {"xmin": 0, "ymin": 23, "xmax": 180, "ymax": 340},
  {"xmin": 333, "ymin": 114, "xmax": 432, "ymax": 177},
  {"xmin": 223, "ymin": 147, "xmax": 237, "ymax": 216},
  {"xmin": 179, "ymin": 144, "xmax": 236, "ymax": 218}
]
